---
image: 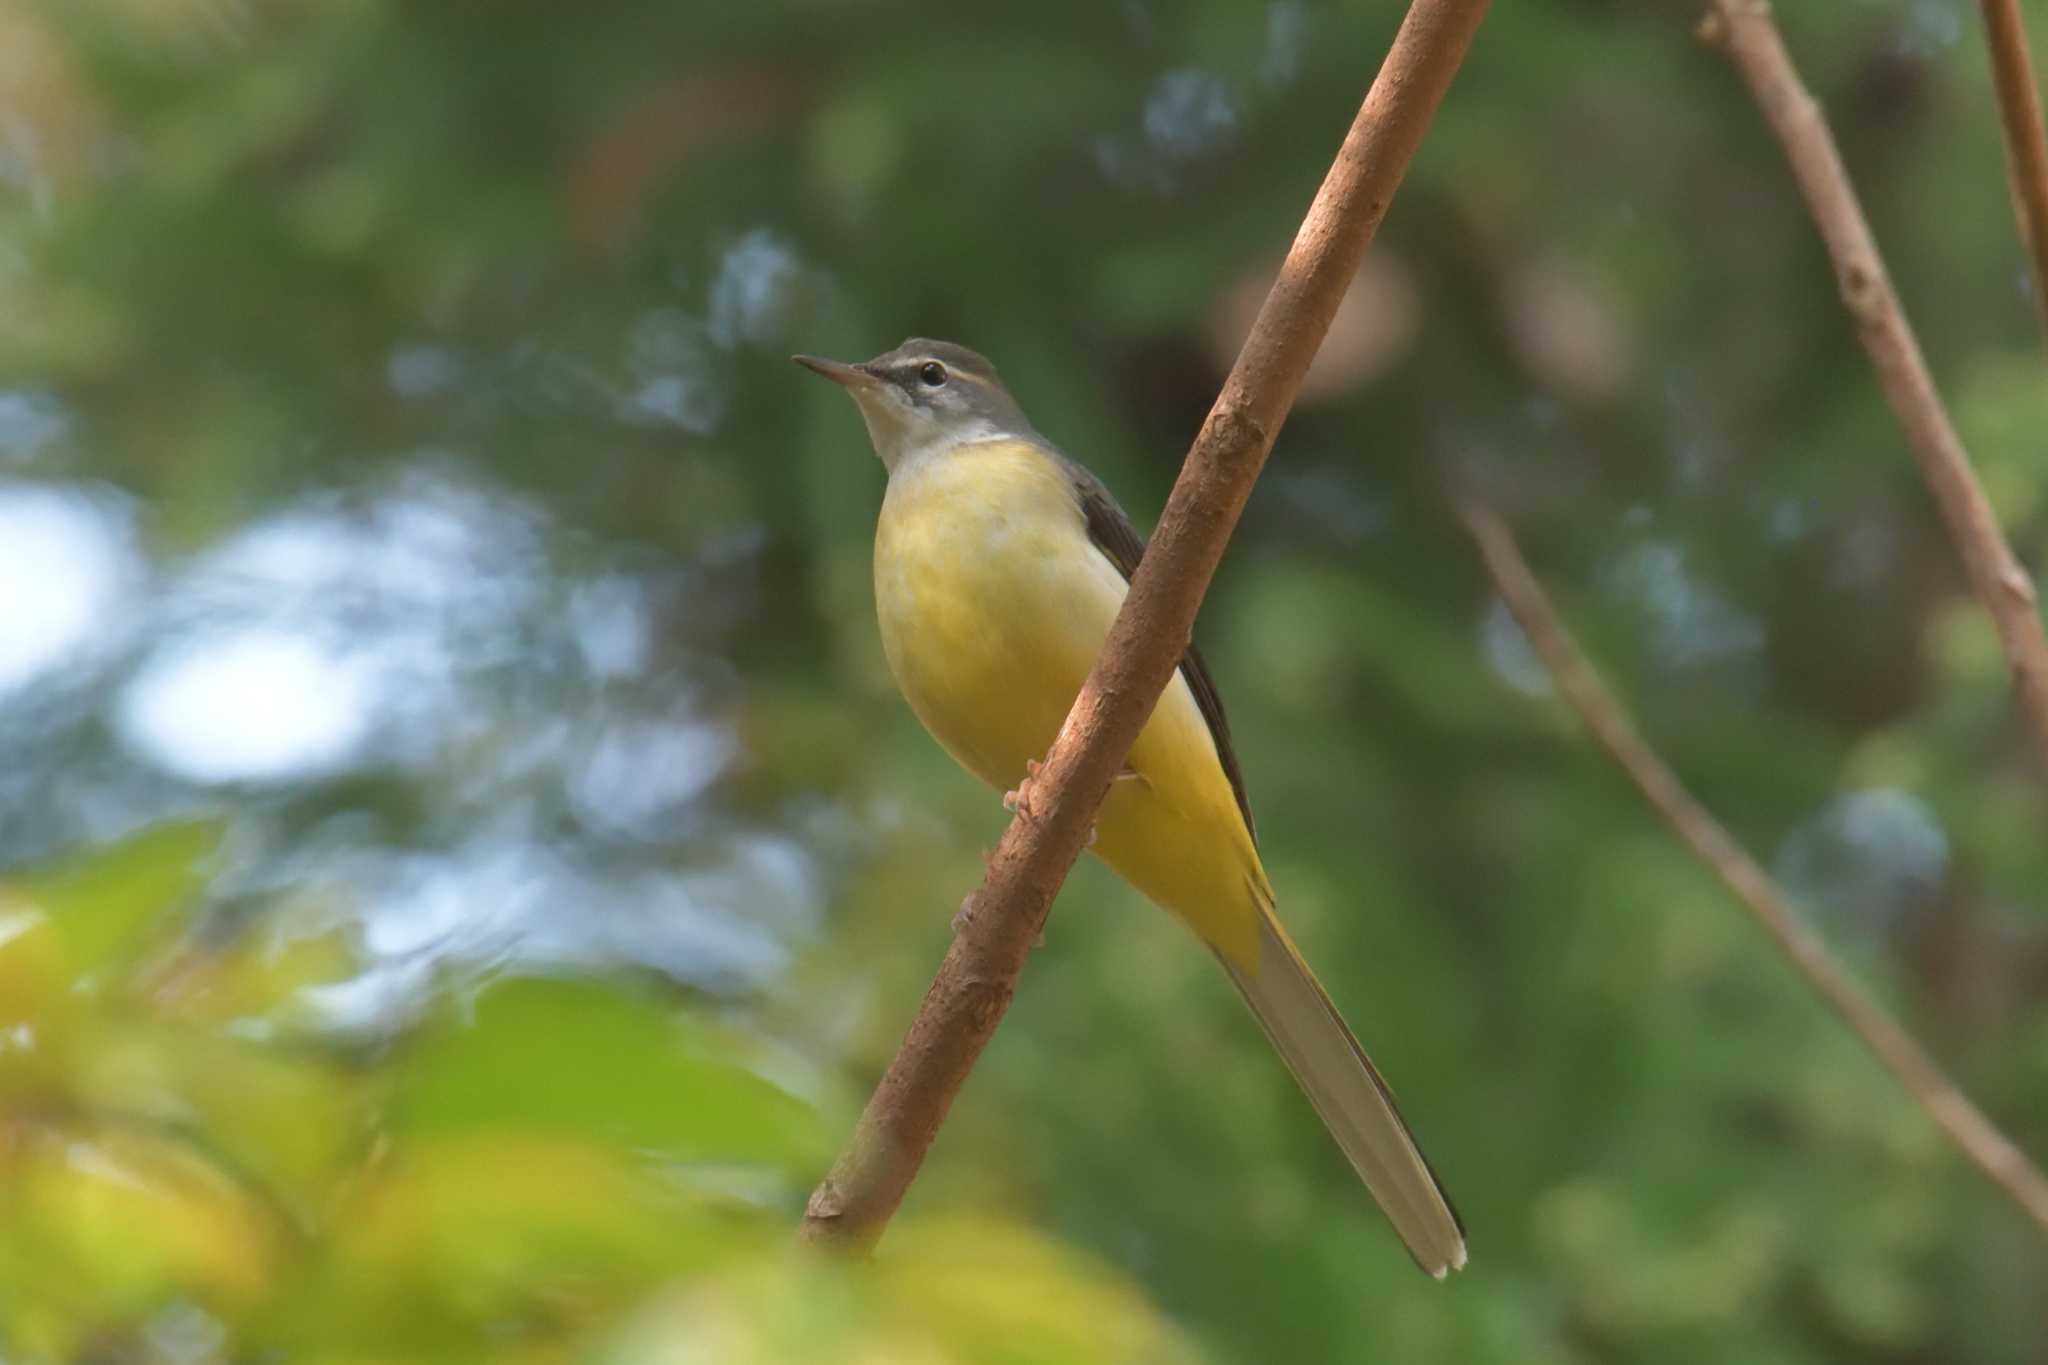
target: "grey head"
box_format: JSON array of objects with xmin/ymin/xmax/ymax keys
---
[{"xmin": 793, "ymin": 337, "xmax": 1038, "ymax": 471}]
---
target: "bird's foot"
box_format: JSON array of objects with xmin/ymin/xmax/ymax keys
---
[
  {"xmin": 1004, "ymin": 758, "xmax": 1140, "ymax": 841},
  {"xmin": 1001, "ymin": 758, "xmax": 1045, "ymax": 822}
]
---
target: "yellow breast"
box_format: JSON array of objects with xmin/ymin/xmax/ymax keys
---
[{"xmin": 872, "ymin": 438, "xmax": 1268, "ymax": 966}]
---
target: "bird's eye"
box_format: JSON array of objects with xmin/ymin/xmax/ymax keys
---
[{"xmin": 918, "ymin": 361, "xmax": 947, "ymax": 387}]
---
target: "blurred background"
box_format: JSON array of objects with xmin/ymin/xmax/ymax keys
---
[{"xmin": 1, "ymin": 0, "xmax": 2046, "ymax": 1360}]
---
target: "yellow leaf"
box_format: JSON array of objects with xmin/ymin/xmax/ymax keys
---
[{"xmin": 0, "ymin": 1120, "xmax": 281, "ymax": 1332}]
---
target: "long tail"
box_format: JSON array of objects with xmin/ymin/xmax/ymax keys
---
[{"xmin": 1219, "ymin": 905, "xmax": 1467, "ymax": 1278}]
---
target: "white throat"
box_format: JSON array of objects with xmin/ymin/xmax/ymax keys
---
[{"xmin": 866, "ymin": 412, "xmax": 1010, "ymax": 475}]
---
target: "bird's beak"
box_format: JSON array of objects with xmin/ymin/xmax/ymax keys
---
[{"xmin": 792, "ymin": 354, "xmax": 878, "ymax": 389}]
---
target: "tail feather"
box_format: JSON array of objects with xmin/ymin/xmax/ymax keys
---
[{"xmin": 1219, "ymin": 906, "xmax": 1467, "ymax": 1278}]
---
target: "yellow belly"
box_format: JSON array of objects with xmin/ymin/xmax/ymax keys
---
[{"xmin": 873, "ymin": 438, "xmax": 1268, "ymax": 967}]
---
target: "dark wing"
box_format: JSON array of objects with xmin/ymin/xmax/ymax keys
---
[{"xmin": 1060, "ymin": 454, "xmax": 1257, "ymax": 846}]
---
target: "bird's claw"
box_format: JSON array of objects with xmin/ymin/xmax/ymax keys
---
[
  {"xmin": 1001, "ymin": 758, "xmax": 1045, "ymax": 822},
  {"xmin": 1005, "ymin": 757, "xmax": 1121, "ymax": 846}
]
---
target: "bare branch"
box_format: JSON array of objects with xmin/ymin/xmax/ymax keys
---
[
  {"xmin": 800, "ymin": 0, "xmax": 1494, "ymax": 1253},
  {"xmin": 1979, "ymin": 0, "xmax": 2048, "ymax": 343},
  {"xmin": 1700, "ymin": 0, "xmax": 2048, "ymax": 772},
  {"xmin": 1464, "ymin": 503, "xmax": 2048, "ymax": 1238}
]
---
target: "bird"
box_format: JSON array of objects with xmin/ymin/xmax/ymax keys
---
[{"xmin": 794, "ymin": 338, "xmax": 1465, "ymax": 1277}]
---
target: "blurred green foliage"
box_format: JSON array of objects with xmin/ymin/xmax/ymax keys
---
[
  {"xmin": 1, "ymin": 0, "xmax": 2047, "ymax": 1361},
  {"xmin": 0, "ymin": 826, "xmax": 1196, "ymax": 1363}
]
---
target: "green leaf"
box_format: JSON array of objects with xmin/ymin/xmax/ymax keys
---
[
  {"xmin": 392, "ymin": 976, "xmax": 828, "ymax": 1170},
  {"xmin": 262, "ymin": 1132, "xmax": 750, "ymax": 1355},
  {"xmin": 597, "ymin": 1218, "xmax": 1207, "ymax": 1365},
  {"xmin": 18, "ymin": 819, "xmax": 226, "ymax": 976},
  {"xmin": 878, "ymin": 1218, "xmax": 1208, "ymax": 1365},
  {"xmin": 70, "ymin": 1021, "xmax": 370, "ymax": 1220}
]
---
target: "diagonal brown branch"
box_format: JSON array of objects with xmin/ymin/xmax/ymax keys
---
[
  {"xmin": 1700, "ymin": 0, "xmax": 2048, "ymax": 773},
  {"xmin": 799, "ymin": 0, "xmax": 1494, "ymax": 1253},
  {"xmin": 1464, "ymin": 503, "xmax": 2048, "ymax": 1237},
  {"xmin": 1979, "ymin": 0, "xmax": 2048, "ymax": 343}
]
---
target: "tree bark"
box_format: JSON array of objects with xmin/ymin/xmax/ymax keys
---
[{"xmin": 1979, "ymin": 0, "xmax": 2048, "ymax": 345}]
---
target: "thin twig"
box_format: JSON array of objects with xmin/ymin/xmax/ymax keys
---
[
  {"xmin": 1464, "ymin": 503, "xmax": 2048, "ymax": 1238},
  {"xmin": 1979, "ymin": 0, "xmax": 2048, "ymax": 342},
  {"xmin": 799, "ymin": 0, "xmax": 1494, "ymax": 1253},
  {"xmin": 1700, "ymin": 0, "xmax": 2048, "ymax": 772}
]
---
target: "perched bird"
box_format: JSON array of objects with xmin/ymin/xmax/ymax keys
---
[{"xmin": 795, "ymin": 339, "xmax": 1465, "ymax": 1277}]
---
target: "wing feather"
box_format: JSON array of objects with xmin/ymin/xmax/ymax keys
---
[{"xmin": 1059, "ymin": 455, "xmax": 1257, "ymax": 845}]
